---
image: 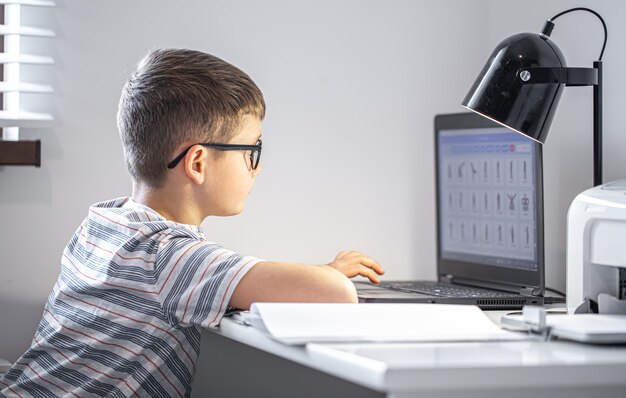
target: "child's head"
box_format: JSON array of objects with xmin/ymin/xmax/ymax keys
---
[{"xmin": 117, "ymin": 48, "xmax": 265, "ymax": 189}]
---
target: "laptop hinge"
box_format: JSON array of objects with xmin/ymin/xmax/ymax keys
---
[
  {"xmin": 520, "ymin": 287, "xmax": 536, "ymax": 296},
  {"xmin": 443, "ymin": 274, "xmax": 455, "ymax": 283}
]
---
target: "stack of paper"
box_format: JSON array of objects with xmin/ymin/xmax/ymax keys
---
[{"xmin": 235, "ymin": 303, "xmax": 527, "ymax": 345}]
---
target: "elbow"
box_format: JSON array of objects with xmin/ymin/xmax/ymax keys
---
[
  {"xmin": 338, "ymin": 279, "xmax": 358, "ymax": 303},
  {"xmin": 325, "ymin": 268, "xmax": 358, "ymax": 303},
  {"xmin": 326, "ymin": 282, "xmax": 358, "ymax": 303}
]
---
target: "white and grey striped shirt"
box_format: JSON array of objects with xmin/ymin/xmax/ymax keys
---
[{"xmin": 1, "ymin": 198, "xmax": 260, "ymax": 397}]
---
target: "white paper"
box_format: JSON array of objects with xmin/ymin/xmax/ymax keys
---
[{"xmin": 247, "ymin": 303, "xmax": 527, "ymax": 345}]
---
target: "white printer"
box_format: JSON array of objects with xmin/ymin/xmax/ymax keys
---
[
  {"xmin": 501, "ymin": 179, "xmax": 626, "ymax": 343},
  {"xmin": 567, "ymin": 179, "xmax": 626, "ymax": 315}
]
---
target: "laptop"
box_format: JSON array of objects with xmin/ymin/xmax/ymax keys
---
[{"xmin": 356, "ymin": 112, "xmax": 545, "ymax": 310}]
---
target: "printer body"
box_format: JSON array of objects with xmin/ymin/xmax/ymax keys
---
[{"xmin": 567, "ymin": 179, "xmax": 626, "ymax": 315}]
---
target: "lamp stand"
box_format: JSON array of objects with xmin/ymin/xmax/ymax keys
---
[{"xmin": 593, "ymin": 60, "xmax": 603, "ymax": 186}]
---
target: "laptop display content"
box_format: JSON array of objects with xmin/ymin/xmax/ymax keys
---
[{"xmin": 356, "ymin": 112, "xmax": 545, "ymax": 310}]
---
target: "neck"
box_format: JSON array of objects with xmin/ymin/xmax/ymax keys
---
[{"xmin": 132, "ymin": 181, "xmax": 205, "ymax": 226}]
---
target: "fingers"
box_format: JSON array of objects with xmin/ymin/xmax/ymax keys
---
[
  {"xmin": 360, "ymin": 256, "xmax": 385, "ymax": 275},
  {"xmin": 356, "ymin": 265, "xmax": 381, "ymax": 284},
  {"xmin": 332, "ymin": 250, "xmax": 385, "ymax": 283},
  {"xmin": 335, "ymin": 251, "xmax": 385, "ymax": 275}
]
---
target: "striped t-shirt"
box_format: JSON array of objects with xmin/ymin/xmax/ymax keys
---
[{"xmin": 0, "ymin": 197, "xmax": 260, "ymax": 398}]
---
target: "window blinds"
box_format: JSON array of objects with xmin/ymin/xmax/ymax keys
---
[{"xmin": 0, "ymin": 0, "xmax": 54, "ymax": 143}]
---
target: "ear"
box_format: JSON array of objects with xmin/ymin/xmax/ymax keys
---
[{"xmin": 182, "ymin": 145, "xmax": 207, "ymax": 185}]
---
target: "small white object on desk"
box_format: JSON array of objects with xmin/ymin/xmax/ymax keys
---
[{"xmin": 502, "ymin": 307, "xmax": 626, "ymax": 344}]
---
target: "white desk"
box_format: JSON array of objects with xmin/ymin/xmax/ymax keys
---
[{"xmin": 192, "ymin": 311, "xmax": 626, "ymax": 398}]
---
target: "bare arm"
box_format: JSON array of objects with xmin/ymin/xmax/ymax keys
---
[
  {"xmin": 229, "ymin": 251, "xmax": 384, "ymax": 310},
  {"xmin": 229, "ymin": 262, "xmax": 357, "ymax": 309}
]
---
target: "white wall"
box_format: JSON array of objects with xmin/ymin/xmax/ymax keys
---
[
  {"xmin": 3, "ymin": 0, "xmax": 624, "ymax": 363},
  {"xmin": 0, "ymin": 0, "xmax": 489, "ymax": 362}
]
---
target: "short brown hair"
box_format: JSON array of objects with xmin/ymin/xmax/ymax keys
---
[{"xmin": 117, "ymin": 48, "xmax": 265, "ymax": 187}]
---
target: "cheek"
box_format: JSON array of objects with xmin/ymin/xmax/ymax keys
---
[
  {"xmin": 237, "ymin": 167, "xmax": 254, "ymax": 194},
  {"xmin": 224, "ymin": 156, "xmax": 253, "ymax": 195},
  {"xmin": 224, "ymin": 170, "xmax": 252, "ymax": 214}
]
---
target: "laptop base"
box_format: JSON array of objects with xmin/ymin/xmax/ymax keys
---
[{"xmin": 355, "ymin": 282, "xmax": 544, "ymax": 310}]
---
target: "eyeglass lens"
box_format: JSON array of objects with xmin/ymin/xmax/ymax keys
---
[{"xmin": 250, "ymin": 148, "xmax": 260, "ymax": 170}]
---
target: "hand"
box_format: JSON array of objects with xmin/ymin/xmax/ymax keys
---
[{"xmin": 327, "ymin": 251, "xmax": 385, "ymax": 284}]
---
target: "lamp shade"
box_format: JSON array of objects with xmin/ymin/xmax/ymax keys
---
[{"xmin": 462, "ymin": 33, "xmax": 566, "ymax": 143}]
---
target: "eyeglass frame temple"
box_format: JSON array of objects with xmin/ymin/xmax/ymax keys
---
[{"xmin": 167, "ymin": 142, "xmax": 262, "ymax": 169}]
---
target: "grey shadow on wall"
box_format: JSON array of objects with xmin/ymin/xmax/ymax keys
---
[
  {"xmin": 0, "ymin": 295, "xmax": 44, "ymax": 363},
  {"xmin": 0, "ymin": 161, "xmax": 53, "ymax": 205}
]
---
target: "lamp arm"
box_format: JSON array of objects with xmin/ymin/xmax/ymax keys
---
[{"xmin": 519, "ymin": 67, "xmax": 598, "ymax": 86}]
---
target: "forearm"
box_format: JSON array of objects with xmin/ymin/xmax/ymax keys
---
[{"xmin": 229, "ymin": 261, "xmax": 358, "ymax": 310}]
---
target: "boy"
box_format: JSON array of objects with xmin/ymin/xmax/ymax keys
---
[{"xmin": 0, "ymin": 48, "xmax": 384, "ymax": 397}]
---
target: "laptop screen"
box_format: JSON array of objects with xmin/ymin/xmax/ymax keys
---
[{"xmin": 435, "ymin": 113, "xmax": 544, "ymax": 291}]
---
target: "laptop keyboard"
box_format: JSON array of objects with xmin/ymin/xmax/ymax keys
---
[{"xmin": 379, "ymin": 281, "xmax": 516, "ymax": 298}]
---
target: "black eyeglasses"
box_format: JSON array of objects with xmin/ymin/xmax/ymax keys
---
[{"xmin": 167, "ymin": 139, "xmax": 262, "ymax": 170}]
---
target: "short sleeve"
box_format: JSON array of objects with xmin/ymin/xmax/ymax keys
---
[{"xmin": 156, "ymin": 237, "xmax": 261, "ymax": 328}]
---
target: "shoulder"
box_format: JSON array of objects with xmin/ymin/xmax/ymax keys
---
[
  {"xmin": 156, "ymin": 229, "xmax": 260, "ymax": 276},
  {"xmin": 156, "ymin": 230, "xmax": 224, "ymax": 262}
]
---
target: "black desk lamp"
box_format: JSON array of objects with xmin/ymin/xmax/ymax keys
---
[{"xmin": 462, "ymin": 7, "xmax": 607, "ymax": 186}]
